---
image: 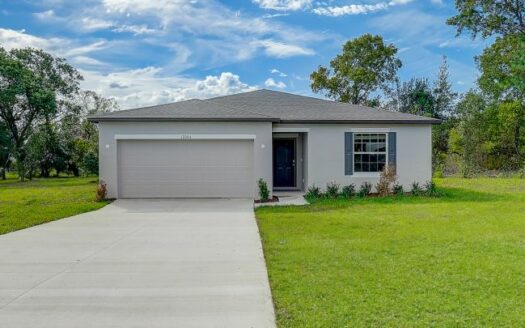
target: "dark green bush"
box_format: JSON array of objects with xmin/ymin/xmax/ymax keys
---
[
  {"xmin": 357, "ymin": 182, "xmax": 372, "ymax": 197},
  {"xmin": 326, "ymin": 182, "xmax": 340, "ymax": 198},
  {"xmin": 392, "ymin": 183, "xmax": 404, "ymax": 195},
  {"xmin": 341, "ymin": 184, "xmax": 356, "ymax": 198},
  {"xmin": 411, "ymin": 182, "xmax": 423, "ymax": 196},
  {"xmin": 424, "ymin": 180, "xmax": 438, "ymax": 196},
  {"xmin": 83, "ymin": 152, "xmax": 99, "ymax": 175},
  {"xmin": 305, "ymin": 185, "xmax": 322, "ymax": 199},
  {"xmin": 257, "ymin": 178, "xmax": 270, "ymax": 201}
]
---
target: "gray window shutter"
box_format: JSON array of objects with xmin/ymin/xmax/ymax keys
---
[
  {"xmin": 388, "ymin": 132, "xmax": 396, "ymax": 168},
  {"xmin": 345, "ymin": 132, "xmax": 353, "ymax": 175}
]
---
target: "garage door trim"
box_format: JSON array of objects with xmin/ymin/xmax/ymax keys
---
[
  {"xmin": 116, "ymin": 139, "xmax": 255, "ymax": 199},
  {"xmin": 115, "ymin": 134, "xmax": 256, "ymax": 140}
]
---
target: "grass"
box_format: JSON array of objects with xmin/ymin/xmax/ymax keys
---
[
  {"xmin": 0, "ymin": 175, "xmax": 108, "ymax": 235},
  {"xmin": 256, "ymin": 178, "xmax": 525, "ymax": 327}
]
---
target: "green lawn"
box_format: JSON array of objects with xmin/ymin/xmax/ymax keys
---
[
  {"xmin": 256, "ymin": 178, "xmax": 525, "ymax": 327},
  {"xmin": 0, "ymin": 176, "xmax": 108, "ymax": 235}
]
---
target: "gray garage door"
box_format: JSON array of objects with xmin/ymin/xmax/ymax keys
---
[{"xmin": 117, "ymin": 139, "xmax": 254, "ymax": 198}]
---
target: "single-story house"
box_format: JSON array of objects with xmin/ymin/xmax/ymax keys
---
[{"xmin": 88, "ymin": 89, "xmax": 440, "ymax": 199}]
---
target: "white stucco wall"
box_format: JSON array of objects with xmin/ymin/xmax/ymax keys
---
[
  {"xmin": 274, "ymin": 124, "xmax": 432, "ymax": 191},
  {"xmin": 98, "ymin": 121, "xmax": 273, "ymax": 198},
  {"xmin": 98, "ymin": 121, "xmax": 432, "ymax": 198}
]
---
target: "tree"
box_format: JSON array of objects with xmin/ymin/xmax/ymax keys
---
[
  {"xmin": 452, "ymin": 91, "xmax": 491, "ymax": 175},
  {"xmin": 431, "ymin": 56, "xmax": 458, "ymax": 173},
  {"xmin": 477, "ymin": 35, "xmax": 525, "ymax": 101},
  {"xmin": 393, "ymin": 78, "xmax": 436, "ymax": 117},
  {"xmin": 24, "ymin": 123, "xmax": 68, "ymax": 179},
  {"xmin": 477, "ymin": 35, "xmax": 525, "ymax": 166},
  {"xmin": 310, "ymin": 34, "xmax": 402, "ymax": 105},
  {"xmin": 0, "ymin": 47, "xmax": 82, "ymax": 180},
  {"xmin": 60, "ymin": 91, "xmax": 117, "ymax": 176},
  {"xmin": 447, "ymin": 0, "xmax": 525, "ymax": 38},
  {"xmin": 0, "ymin": 121, "xmax": 10, "ymax": 179},
  {"xmin": 433, "ymin": 56, "xmax": 457, "ymax": 118}
]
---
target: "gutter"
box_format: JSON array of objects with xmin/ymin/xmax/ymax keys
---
[
  {"xmin": 87, "ymin": 116, "xmax": 280, "ymax": 123},
  {"xmin": 88, "ymin": 117, "xmax": 441, "ymax": 125}
]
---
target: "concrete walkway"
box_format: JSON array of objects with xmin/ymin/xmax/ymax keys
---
[{"xmin": 0, "ymin": 199, "xmax": 276, "ymax": 328}]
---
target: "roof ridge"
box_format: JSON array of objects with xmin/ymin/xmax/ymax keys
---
[{"xmin": 205, "ymin": 88, "xmax": 263, "ymax": 101}]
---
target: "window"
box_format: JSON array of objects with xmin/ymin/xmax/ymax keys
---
[{"xmin": 354, "ymin": 133, "xmax": 387, "ymax": 173}]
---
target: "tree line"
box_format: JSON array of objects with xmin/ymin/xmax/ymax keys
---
[
  {"xmin": 0, "ymin": 48, "xmax": 117, "ymax": 181},
  {"xmin": 1, "ymin": 1, "xmax": 523, "ymax": 180},
  {"xmin": 310, "ymin": 0, "xmax": 525, "ymax": 176}
]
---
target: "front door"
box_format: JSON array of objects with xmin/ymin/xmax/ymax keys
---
[{"xmin": 273, "ymin": 138, "xmax": 296, "ymax": 188}]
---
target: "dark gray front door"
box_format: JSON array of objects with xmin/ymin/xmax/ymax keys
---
[{"xmin": 273, "ymin": 138, "xmax": 296, "ymax": 188}]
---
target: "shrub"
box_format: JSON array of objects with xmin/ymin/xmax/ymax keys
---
[
  {"xmin": 257, "ymin": 178, "xmax": 270, "ymax": 202},
  {"xmin": 96, "ymin": 180, "xmax": 107, "ymax": 202},
  {"xmin": 326, "ymin": 182, "xmax": 340, "ymax": 198},
  {"xmin": 341, "ymin": 184, "xmax": 356, "ymax": 198},
  {"xmin": 357, "ymin": 182, "xmax": 372, "ymax": 197},
  {"xmin": 433, "ymin": 168, "xmax": 444, "ymax": 179},
  {"xmin": 392, "ymin": 183, "xmax": 404, "ymax": 195},
  {"xmin": 519, "ymin": 164, "xmax": 525, "ymax": 179},
  {"xmin": 410, "ymin": 181, "xmax": 423, "ymax": 196},
  {"xmin": 375, "ymin": 165, "xmax": 397, "ymax": 196},
  {"xmin": 424, "ymin": 180, "xmax": 438, "ymax": 196},
  {"xmin": 83, "ymin": 152, "xmax": 99, "ymax": 175},
  {"xmin": 305, "ymin": 185, "xmax": 322, "ymax": 199}
]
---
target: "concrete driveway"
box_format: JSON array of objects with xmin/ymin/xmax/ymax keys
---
[{"xmin": 0, "ymin": 199, "xmax": 276, "ymax": 328}]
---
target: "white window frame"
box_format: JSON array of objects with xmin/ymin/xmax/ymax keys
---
[{"xmin": 353, "ymin": 133, "xmax": 388, "ymax": 176}]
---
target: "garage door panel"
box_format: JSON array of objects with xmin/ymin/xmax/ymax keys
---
[
  {"xmin": 118, "ymin": 140, "xmax": 254, "ymax": 198},
  {"xmin": 119, "ymin": 166, "xmax": 252, "ymax": 179},
  {"xmin": 121, "ymin": 142, "xmax": 251, "ymax": 164}
]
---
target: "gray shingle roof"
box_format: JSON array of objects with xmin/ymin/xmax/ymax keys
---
[{"xmin": 88, "ymin": 89, "xmax": 440, "ymax": 124}]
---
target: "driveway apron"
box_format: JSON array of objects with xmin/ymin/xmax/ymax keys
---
[{"xmin": 0, "ymin": 199, "xmax": 276, "ymax": 328}]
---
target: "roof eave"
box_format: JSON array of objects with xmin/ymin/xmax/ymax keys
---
[
  {"xmin": 278, "ymin": 119, "xmax": 442, "ymax": 125},
  {"xmin": 87, "ymin": 116, "xmax": 280, "ymax": 123}
]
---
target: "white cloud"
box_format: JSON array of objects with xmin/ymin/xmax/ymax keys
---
[
  {"xmin": 70, "ymin": 56, "xmax": 108, "ymax": 67},
  {"xmin": 253, "ymin": 39, "xmax": 315, "ymax": 58},
  {"xmin": 78, "ymin": 17, "xmax": 114, "ymax": 32},
  {"xmin": 369, "ymin": 10, "xmax": 485, "ymax": 49},
  {"xmin": 270, "ymin": 68, "xmax": 287, "ymax": 77},
  {"xmin": 33, "ymin": 9, "xmax": 57, "ymax": 20},
  {"xmin": 313, "ymin": 0, "xmax": 413, "ymax": 16},
  {"xmin": 431, "ymin": 0, "xmax": 443, "ymax": 4},
  {"xmin": 253, "ymin": 0, "xmax": 312, "ymax": 11},
  {"xmin": 112, "ymin": 24, "xmax": 156, "ymax": 35},
  {"xmin": 81, "ymin": 68, "xmax": 258, "ymax": 108},
  {"xmin": 195, "ymin": 72, "xmax": 258, "ymax": 98},
  {"xmin": 31, "ymin": 0, "xmax": 325, "ymax": 65},
  {"xmin": 0, "ymin": 28, "xmax": 57, "ymax": 50},
  {"xmin": 265, "ymin": 78, "xmax": 286, "ymax": 89},
  {"xmin": 262, "ymin": 13, "xmax": 290, "ymax": 18},
  {"xmin": 0, "ymin": 28, "xmax": 109, "ymax": 58},
  {"xmin": 0, "ymin": 27, "xmax": 260, "ymax": 108}
]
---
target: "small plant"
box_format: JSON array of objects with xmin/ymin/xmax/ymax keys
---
[
  {"xmin": 357, "ymin": 182, "xmax": 372, "ymax": 198},
  {"xmin": 519, "ymin": 164, "xmax": 525, "ymax": 179},
  {"xmin": 257, "ymin": 178, "xmax": 270, "ymax": 202},
  {"xmin": 305, "ymin": 185, "xmax": 322, "ymax": 199},
  {"xmin": 392, "ymin": 183, "xmax": 404, "ymax": 195},
  {"xmin": 410, "ymin": 181, "xmax": 423, "ymax": 196},
  {"xmin": 375, "ymin": 165, "xmax": 397, "ymax": 197},
  {"xmin": 96, "ymin": 180, "xmax": 107, "ymax": 202},
  {"xmin": 424, "ymin": 180, "xmax": 438, "ymax": 196},
  {"xmin": 341, "ymin": 184, "xmax": 356, "ymax": 198},
  {"xmin": 326, "ymin": 182, "xmax": 340, "ymax": 198}
]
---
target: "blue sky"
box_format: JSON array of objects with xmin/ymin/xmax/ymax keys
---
[{"xmin": 0, "ymin": 0, "xmax": 489, "ymax": 109}]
